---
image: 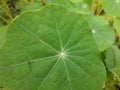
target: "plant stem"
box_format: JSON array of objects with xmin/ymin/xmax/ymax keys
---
[
  {"xmin": 0, "ymin": 15, "xmax": 8, "ymax": 24},
  {"xmin": 0, "ymin": 0, "xmax": 13, "ymax": 20},
  {"xmin": 94, "ymin": 0, "xmax": 103, "ymax": 15}
]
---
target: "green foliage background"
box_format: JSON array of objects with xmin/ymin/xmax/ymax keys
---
[{"xmin": 0, "ymin": 0, "xmax": 120, "ymax": 90}]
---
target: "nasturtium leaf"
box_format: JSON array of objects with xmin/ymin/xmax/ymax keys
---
[
  {"xmin": 69, "ymin": 0, "xmax": 83, "ymax": 3},
  {"xmin": 16, "ymin": 0, "xmax": 43, "ymax": 13},
  {"xmin": 105, "ymin": 45, "xmax": 120, "ymax": 80},
  {"xmin": 101, "ymin": 0, "xmax": 120, "ymax": 16},
  {"xmin": 45, "ymin": 0, "xmax": 94, "ymax": 14},
  {"xmin": 0, "ymin": 4, "xmax": 106, "ymax": 90},
  {"xmin": 0, "ymin": 26, "xmax": 8, "ymax": 49},
  {"xmin": 85, "ymin": 15, "xmax": 115, "ymax": 51},
  {"xmin": 114, "ymin": 17, "xmax": 120, "ymax": 37}
]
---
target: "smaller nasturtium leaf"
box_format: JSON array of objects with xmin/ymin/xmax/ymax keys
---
[
  {"xmin": 101, "ymin": 0, "xmax": 120, "ymax": 16},
  {"xmin": 69, "ymin": 0, "xmax": 83, "ymax": 3},
  {"xmin": 0, "ymin": 4, "xmax": 106, "ymax": 90},
  {"xmin": 45, "ymin": 0, "xmax": 94, "ymax": 14},
  {"xmin": 16, "ymin": 0, "xmax": 43, "ymax": 13},
  {"xmin": 0, "ymin": 26, "xmax": 8, "ymax": 49},
  {"xmin": 114, "ymin": 17, "xmax": 120, "ymax": 37},
  {"xmin": 105, "ymin": 45, "xmax": 120, "ymax": 80},
  {"xmin": 85, "ymin": 15, "xmax": 115, "ymax": 51}
]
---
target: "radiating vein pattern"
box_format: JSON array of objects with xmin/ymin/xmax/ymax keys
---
[
  {"xmin": 0, "ymin": 5, "xmax": 106, "ymax": 90},
  {"xmin": 18, "ymin": 24, "xmax": 59, "ymax": 54},
  {"xmin": 0, "ymin": 55, "xmax": 58, "ymax": 70}
]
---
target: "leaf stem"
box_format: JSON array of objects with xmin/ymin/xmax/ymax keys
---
[
  {"xmin": 94, "ymin": 0, "xmax": 104, "ymax": 15},
  {"xmin": 0, "ymin": 0, "xmax": 13, "ymax": 20},
  {"xmin": 0, "ymin": 15, "xmax": 8, "ymax": 24}
]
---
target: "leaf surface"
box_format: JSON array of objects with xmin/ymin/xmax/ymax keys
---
[
  {"xmin": 0, "ymin": 4, "xmax": 106, "ymax": 90},
  {"xmin": 105, "ymin": 45, "xmax": 120, "ymax": 80},
  {"xmin": 102, "ymin": 0, "xmax": 120, "ymax": 16},
  {"xmin": 45, "ymin": 0, "xmax": 94, "ymax": 14},
  {"xmin": 114, "ymin": 18, "xmax": 120, "ymax": 37},
  {"xmin": 16, "ymin": 0, "xmax": 43, "ymax": 13},
  {"xmin": 85, "ymin": 15, "xmax": 114, "ymax": 51},
  {"xmin": 0, "ymin": 26, "xmax": 8, "ymax": 49}
]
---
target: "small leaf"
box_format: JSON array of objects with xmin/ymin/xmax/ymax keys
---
[
  {"xmin": 105, "ymin": 45, "xmax": 120, "ymax": 80},
  {"xmin": 0, "ymin": 4, "xmax": 106, "ymax": 90},
  {"xmin": 45, "ymin": 0, "xmax": 94, "ymax": 14},
  {"xmin": 85, "ymin": 15, "xmax": 115, "ymax": 51},
  {"xmin": 69, "ymin": 0, "xmax": 83, "ymax": 3},
  {"xmin": 16, "ymin": 0, "xmax": 43, "ymax": 13},
  {"xmin": 102, "ymin": 0, "xmax": 120, "ymax": 16},
  {"xmin": 114, "ymin": 17, "xmax": 120, "ymax": 37}
]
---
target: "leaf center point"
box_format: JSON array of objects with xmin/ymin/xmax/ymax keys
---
[{"xmin": 59, "ymin": 51, "xmax": 66, "ymax": 59}]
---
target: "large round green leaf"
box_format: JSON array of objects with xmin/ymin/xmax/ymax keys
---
[
  {"xmin": 102, "ymin": 0, "xmax": 120, "ymax": 16},
  {"xmin": 0, "ymin": 4, "xmax": 106, "ymax": 90}
]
